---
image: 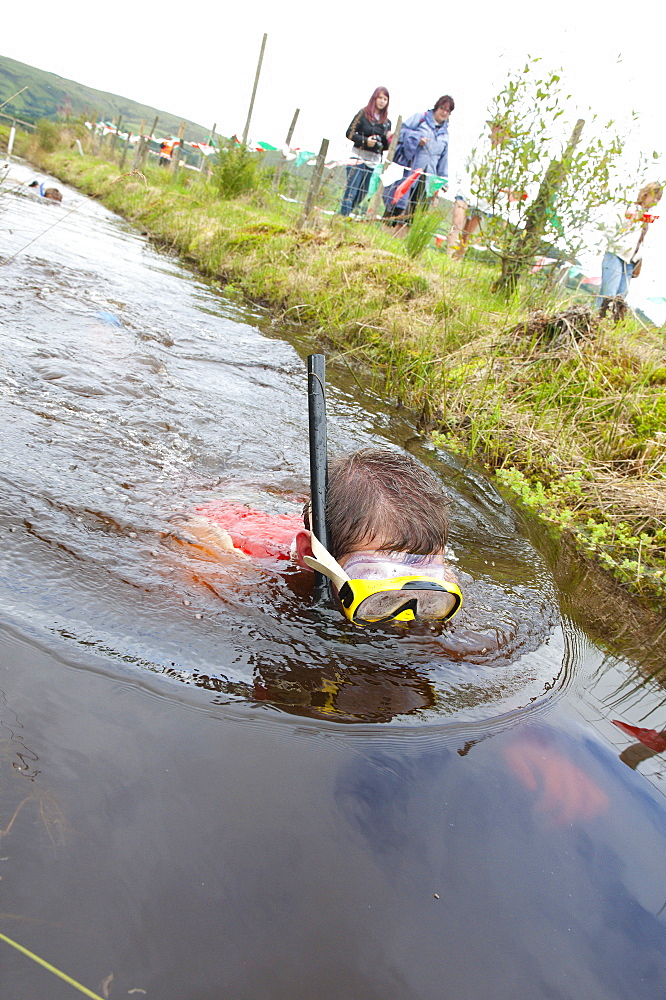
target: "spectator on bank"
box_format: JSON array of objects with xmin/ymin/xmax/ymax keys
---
[
  {"xmin": 339, "ymin": 88, "xmax": 391, "ymax": 217},
  {"xmin": 384, "ymin": 95, "xmax": 453, "ymax": 224},
  {"xmin": 446, "ymin": 193, "xmax": 483, "ymax": 258},
  {"xmin": 159, "ymin": 139, "xmax": 175, "ymax": 167},
  {"xmin": 597, "ymin": 181, "xmax": 663, "ymax": 319}
]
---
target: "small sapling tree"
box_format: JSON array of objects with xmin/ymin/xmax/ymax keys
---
[
  {"xmin": 468, "ymin": 59, "xmax": 632, "ymax": 296},
  {"xmin": 214, "ymin": 141, "xmax": 260, "ymax": 199}
]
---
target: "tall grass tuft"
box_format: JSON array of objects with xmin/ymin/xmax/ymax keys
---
[
  {"xmin": 36, "ymin": 119, "xmax": 60, "ymax": 152},
  {"xmin": 214, "ymin": 144, "xmax": 260, "ymax": 199},
  {"xmin": 404, "ymin": 205, "xmax": 445, "ymax": 259}
]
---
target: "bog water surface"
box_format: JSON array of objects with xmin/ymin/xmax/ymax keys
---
[{"xmin": 1, "ymin": 162, "xmax": 664, "ymax": 1000}]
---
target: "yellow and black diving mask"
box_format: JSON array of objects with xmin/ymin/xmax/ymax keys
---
[{"xmin": 303, "ymin": 533, "xmax": 462, "ymax": 626}]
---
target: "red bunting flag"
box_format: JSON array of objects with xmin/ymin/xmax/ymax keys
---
[
  {"xmin": 612, "ymin": 720, "xmax": 666, "ymax": 753},
  {"xmin": 392, "ymin": 169, "xmax": 422, "ymax": 205}
]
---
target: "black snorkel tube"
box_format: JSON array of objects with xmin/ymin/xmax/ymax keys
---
[{"xmin": 307, "ymin": 354, "xmax": 329, "ymax": 601}]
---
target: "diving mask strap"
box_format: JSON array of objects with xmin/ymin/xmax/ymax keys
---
[{"xmin": 303, "ymin": 532, "xmax": 350, "ymax": 593}]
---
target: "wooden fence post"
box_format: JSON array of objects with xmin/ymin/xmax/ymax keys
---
[
  {"xmin": 203, "ymin": 126, "xmax": 217, "ymax": 179},
  {"xmin": 199, "ymin": 122, "xmax": 216, "ymax": 172},
  {"xmin": 273, "ymin": 108, "xmax": 300, "ymax": 192},
  {"xmin": 299, "ymin": 138, "xmax": 329, "ymax": 229},
  {"xmin": 170, "ymin": 120, "xmax": 186, "ymax": 174},
  {"xmin": 131, "ymin": 118, "xmax": 146, "ymax": 170},
  {"xmin": 111, "ymin": 115, "xmax": 122, "ymax": 158},
  {"xmin": 119, "ymin": 130, "xmax": 132, "ymax": 169},
  {"xmin": 90, "ymin": 108, "xmax": 100, "ymax": 154},
  {"xmin": 241, "ymin": 32, "xmax": 267, "ymax": 147},
  {"xmin": 140, "ymin": 116, "xmax": 159, "ymax": 168}
]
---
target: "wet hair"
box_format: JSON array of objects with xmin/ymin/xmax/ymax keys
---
[
  {"xmin": 636, "ymin": 181, "xmax": 663, "ymax": 207},
  {"xmin": 309, "ymin": 449, "xmax": 450, "ymax": 560},
  {"xmin": 365, "ymin": 87, "xmax": 390, "ymax": 124},
  {"xmin": 434, "ymin": 95, "xmax": 455, "ymax": 114}
]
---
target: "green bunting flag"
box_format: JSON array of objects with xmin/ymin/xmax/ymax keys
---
[
  {"xmin": 366, "ymin": 162, "xmax": 385, "ymax": 199},
  {"xmin": 294, "ymin": 151, "xmax": 316, "ymax": 168},
  {"xmin": 426, "ymin": 174, "xmax": 448, "ymax": 198}
]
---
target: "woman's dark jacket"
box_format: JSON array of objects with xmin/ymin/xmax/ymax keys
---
[{"xmin": 346, "ymin": 110, "xmax": 391, "ymax": 153}]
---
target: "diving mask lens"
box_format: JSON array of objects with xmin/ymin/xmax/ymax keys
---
[
  {"xmin": 353, "ymin": 583, "xmax": 459, "ymax": 623},
  {"xmin": 340, "ymin": 551, "xmax": 462, "ymax": 624}
]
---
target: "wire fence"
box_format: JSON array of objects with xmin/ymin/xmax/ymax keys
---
[
  {"xmin": 0, "ymin": 113, "xmax": 483, "ymax": 263},
  {"xmin": 78, "ymin": 118, "xmax": 461, "ymax": 243},
  {"xmin": 1, "ymin": 115, "xmax": 595, "ymax": 291}
]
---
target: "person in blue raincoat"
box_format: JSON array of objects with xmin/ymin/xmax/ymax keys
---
[{"xmin": 384, "ymin": 95, "xmax": 454, "ymax": 223}]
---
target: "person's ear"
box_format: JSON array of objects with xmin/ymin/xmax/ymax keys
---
[{"xmin": 295, "ymin": 530, "xmax": 314, "ymax": 569}]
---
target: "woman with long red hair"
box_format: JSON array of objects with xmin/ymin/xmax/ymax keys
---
[{"xmin": 339, "ymin": 87, "xmax": 391, "ymax": 217}]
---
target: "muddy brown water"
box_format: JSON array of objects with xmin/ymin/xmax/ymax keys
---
[{"xmin": 0, "ymin": 162, "xmax": 664, "ymax": 1000}]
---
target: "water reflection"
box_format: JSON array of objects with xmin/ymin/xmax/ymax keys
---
[
  {"xmin": 614, "ymin": 720, "xmax": 666, "ymax": 771},
  {"xmin": 332, "ymin": 722, "xmax": 666, "ymax": 998},
  {"xmin": 0, "ymin": 688, "xmax": 40, "ymax": 780},
  {"xmin": 222, "ymin": 660, "xmax": 437, "ymax": 723},
  {"xmin": 0, "ymin": 682, "xmax": 67, "ymax": 849}
]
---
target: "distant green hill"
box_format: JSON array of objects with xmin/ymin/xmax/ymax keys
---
[{"xmin": 0, "ymin": 54, "xmax": 210, "ymax": 140}]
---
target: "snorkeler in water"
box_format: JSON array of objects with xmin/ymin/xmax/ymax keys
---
[
  {"xmin": 298, "ymin": 449, "xmax": 462, "ymax": 625},
  {"xmin": 28, "ymin": 180, "xmax": 63, "ymax": 201},
  {"xmin": 170, "ymin": 353, "xmax": 461, "ymax": 628},
  {"xmin": 173, "ymin": 449, "xmax": 462, "ymax": 628}
]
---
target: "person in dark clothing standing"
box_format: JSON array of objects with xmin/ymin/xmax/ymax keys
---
[{"xmin": 339, "ymin": 87, "xmax": 391, "ymax": 217}]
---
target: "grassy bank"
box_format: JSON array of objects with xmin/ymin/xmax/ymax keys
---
[{"xmin": 6, "ymin": 126, "xmax": 666, "ymax": 611}]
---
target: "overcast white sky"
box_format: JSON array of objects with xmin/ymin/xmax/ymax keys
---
[{"xmin": 3, "ymin": 0, "xmax": 665, "ymax": 319}]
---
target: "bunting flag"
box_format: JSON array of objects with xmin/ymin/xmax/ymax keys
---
[
  {"xmin": 293, "ymin": 151, "xmax": 317, "ymax": 168},
  {"xmin": 256, "ymin": 141, "xmax": 278, "ymax": 151},
  {"xmin": 612, "ymin": 720, "xmax": 666, "ymax": 752},
  {"xmin": 190, "ymin": 142, "xmax": 216, "ymax": 156},
  {"xmin": 366, "ymin": 162, "xmax": 385, "ymax": 200},
  {"xmin": 425, "ymin": 174, "xmax": 448, "ymax": 197},
  {"xmin": 392, "ymin": 169, "xmax": 422, "ymax": 205}
]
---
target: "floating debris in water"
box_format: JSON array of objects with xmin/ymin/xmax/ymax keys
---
[{"xmin": 95, "ymin": 310, "xmax": 123, "ymax": 327}]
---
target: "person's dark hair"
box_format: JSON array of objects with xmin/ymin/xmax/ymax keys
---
[
  {"xmin": 315, "ymin": 449, "xmax": 450, "ymax": 560},
  {"xmin": 434, "ymin": 95, "xmax": 455, "ymax": 113},
  {"xmin": 365, "ymin": 86, "xmax": 390, "ymax": 124}
]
